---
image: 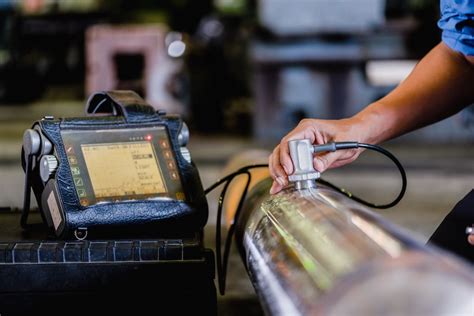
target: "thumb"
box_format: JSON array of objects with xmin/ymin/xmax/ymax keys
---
[{"xmin": 313, "ymin": 151, "xmax": 342, "ymax": 173}]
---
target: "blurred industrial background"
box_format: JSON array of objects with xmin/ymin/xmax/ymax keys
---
[{"xmin": 0, "ymin": 0, "xmax": 473, "ymax": 315}]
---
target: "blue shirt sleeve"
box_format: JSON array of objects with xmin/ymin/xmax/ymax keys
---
[{"xmin": 438, "ymin": 0, "xmax": 474, "ymax": 56}]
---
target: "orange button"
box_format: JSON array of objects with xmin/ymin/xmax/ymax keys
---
[
  {"xmin": 163, "ymin": 150, "xmax": 172, "ymax": 159},
  {"xmin": 159, "ymin": 139, "xmax": 169, "ymax": 149},
  {"xmin": 171, "ymin": 171, "xmax": 179, "ymax": 180}
]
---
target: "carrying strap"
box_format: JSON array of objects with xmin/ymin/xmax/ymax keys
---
[{"xmin": 85, "ymin": 90, "xmax": 163, "ymax": 123}]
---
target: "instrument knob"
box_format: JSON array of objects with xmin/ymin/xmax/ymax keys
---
[
  {"xmin": 23, "ymin": 129, "xmax": 41, "ymax": 156},
  {"xmin": 178, "ymin": 122, "xmax": 190, "ymax": 146},
  {"xmin": 39, "ymin": 155, "xmax": 59, "ymax": 182}
]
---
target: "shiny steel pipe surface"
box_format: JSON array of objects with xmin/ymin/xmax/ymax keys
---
[{"xmin": 235, "ymin": 178, "xmax": 474, "ymax": 316}]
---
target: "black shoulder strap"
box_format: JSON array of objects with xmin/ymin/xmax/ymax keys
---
[{"xmin": 85, "ymin": 90, "xmax": 162, "ymax": 122}]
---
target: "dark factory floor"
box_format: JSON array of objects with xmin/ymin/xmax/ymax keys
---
[{"xmin": 0, "ymin": 100, "xmax": 473, "ymax": 315}]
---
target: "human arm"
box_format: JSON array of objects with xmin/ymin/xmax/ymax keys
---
[{"xmin": 269, "ymin": 42, "xmax": 474, "ymax": 194}]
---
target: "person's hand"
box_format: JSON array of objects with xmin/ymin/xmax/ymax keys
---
[{"xmin": 268, "ymin": 118, "xmax": 367, "ymax": 194}]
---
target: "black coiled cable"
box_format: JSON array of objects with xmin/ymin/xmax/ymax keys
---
[
  {"xmin": 205, "ymin": 164, "xmax": 267, "ymax": 295},
  {"xmin": 316, "ymin": 142, "xmax": 407, "ymax": 209}
]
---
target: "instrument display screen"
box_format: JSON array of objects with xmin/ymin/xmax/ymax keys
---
[
  {"xmin": 81, "ymin": 141, "xmax": 166, "ymax": 198},
  {"xmin": 61, "ymin": 127, "xmax": 185, "ymax": 206}
]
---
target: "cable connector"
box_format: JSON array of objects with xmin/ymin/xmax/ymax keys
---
[{"xmin": 313, "ymin": 142, "xmax": 337, "ymax": 153}]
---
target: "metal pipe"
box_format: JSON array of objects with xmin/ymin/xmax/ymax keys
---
[{"xmin": 223, "ymin": 153, "xmax": 473, "ymax": 315}]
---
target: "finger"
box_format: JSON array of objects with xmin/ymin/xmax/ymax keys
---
[
  {"xmin": 313, "ymin": 151, "xmax": 343, "ymax": 173},
  {"xmin": 269, "ymin": 149, "xmax": 287, "ymax": 187},
  {"xmin": 468, "ymin": 234, "xmax": 474, "ymax": 245},
  {"xmin": 269, "ymin": 149, "xmax": 288, "ymax": 188},
  {"xmin": 279, "ymin": 138, "xmax": 294, "ymax": 175},
  {"xmin": 269, "ymin": 151, "xmax": 284, "ymax": 181},
  {"xmin": 271, "ymin": 146, "xmax": 288, "ymax": 180},
  {"xmin": 268, "ymin": 151, "xmax": 276, "ymax": 179},
  {"xmin": 270, "ymin": 180, "xmax": 284, "ymax": 195},
  {"xmin": 329, "ymin": 158, "xmax": 356, "ymax": 169},
  {"xmin": 326, "ymin": 150, "xmax": 361, "ymax": 169}
]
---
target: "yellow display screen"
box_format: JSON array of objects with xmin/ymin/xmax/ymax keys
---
[
  {"xmin": 61, "ymin": 127, "xmax": 185, "ymax": 206},
  {"xmin": 81, "ymin": 141, "xmax": 167, "ymax": 198}
]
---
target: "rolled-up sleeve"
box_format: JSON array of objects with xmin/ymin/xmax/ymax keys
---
[{"xmin": 438, "ymin": 0, "xmax": 474, "ymax": 56}]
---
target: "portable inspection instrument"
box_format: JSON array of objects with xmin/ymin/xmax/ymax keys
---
[
  {"xmin": 21, "ymin": 90, "xmax": 208, "ymax": 239},
  {"xmin": 0, "ymin": 91, "xmax": 215, "ymax": 315}
]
